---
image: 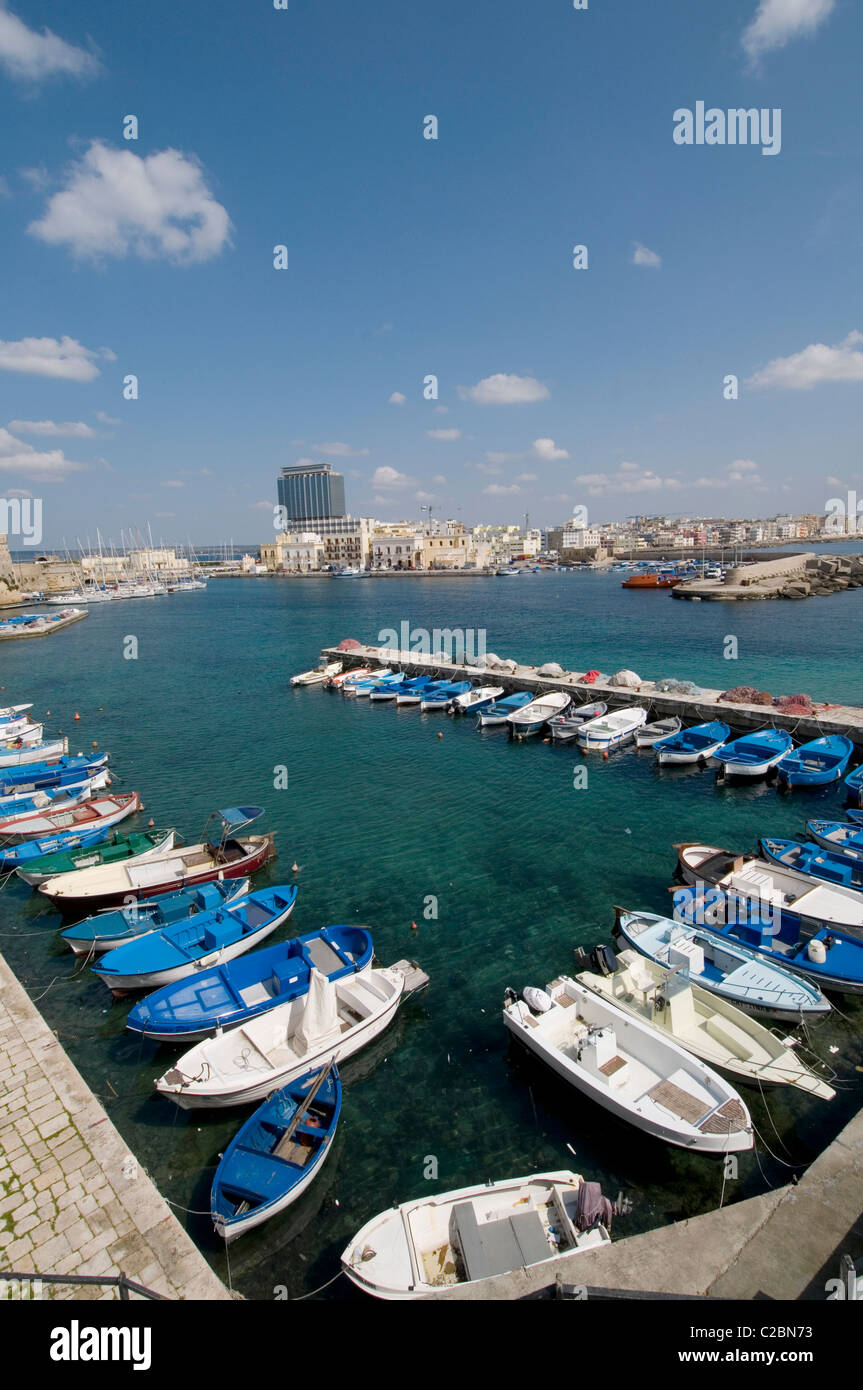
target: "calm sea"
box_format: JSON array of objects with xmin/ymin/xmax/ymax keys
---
[{"xmin": 1, "ymin": 573, "xmax": 861, "ymax": 1299}]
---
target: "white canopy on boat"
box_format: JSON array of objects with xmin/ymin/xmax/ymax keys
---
[{"xmin": 295, "ymin": 968, "xmax": 341, "ymax": 1056}]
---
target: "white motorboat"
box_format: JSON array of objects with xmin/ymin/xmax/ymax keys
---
[
  {"xmin": 507, "ymin": 690, "xmax": 571, "ymax": 737},
  {"xmin": 575, "ymin": 946, "xmax": 834, "ymax": 1100},
  {"xmin": 341, "ymin": 1171, "xmax": 612, "ymax": 1300},
  {"xmin": 451, "ymin": 686, "xmax": 504, "ymax": 714},
  {"xmin": 155, "ymin": 965, "xmax": 408, "ymax": 1109},
  {"xmin": 327, "ymin": 667, "xmax": 372, "ymax": 688},
  {"xmin": 576, "ymin": 707, "xmax": 648, "ymax": 750},
  {"xmin": 290, "ymin": 661, "xmax": 342, "ymax": 686},
  {"xmin": 0, "ymin": 737, "xmax": 68, "ymax": 769},
  {"xmin": 503, "ymin": 974, "xmax": 753, "ymax": 1153}
]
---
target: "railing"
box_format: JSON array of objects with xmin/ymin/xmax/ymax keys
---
[{"xmin": 3, "ymin": 1270, "xmax": 169, "ymax": 1301}]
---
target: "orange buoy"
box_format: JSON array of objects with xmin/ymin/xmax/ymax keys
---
[
  {"xmin": 92, "ymin": 741, "xmax": 98, "ymax": 748},
  {"xmin": 148, "ymin": 818, "xmax": 154, "ymax": 827},
  {"xmin": 603, "ymin": 751, "xmax": 609, "ymax": 760},
  {"xmin": 74, "ymin": 712, "xmax": 81, "ymax": 721},
  {"xmin": 411, "ymin": 921, "xmax": 418, "ymax": 931},
  {"xmin": 291, "ymin": 862, "xmax": 299, "ymax": 873},
  {"xmin": 437, "ymin": 732, "xmax": 443, "ymax": 740}
]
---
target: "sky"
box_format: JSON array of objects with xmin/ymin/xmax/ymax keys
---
[{"xmin": 1, "ymin": 0, "xmax": 862, "ymax": 546}]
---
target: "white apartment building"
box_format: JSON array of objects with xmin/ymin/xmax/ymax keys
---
[
  {"xmin": 260, "ymin": 531, "xmax": 324, "ymax": 572},
  {"xmin": 372, "ymin": 533, "xmax": 424, "ymax": 569}
]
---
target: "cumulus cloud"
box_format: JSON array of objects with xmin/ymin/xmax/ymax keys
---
[
  {"xmin": 632, "ymin": 242, "xmax": 661, "ymax": 268},
  {"xmin": 532, "ymin": 437, "xmax": 569, "ymax": 461},
  {"xmin": 458, "ymin": 373, "xmax": 549, "ymax": 405},
  {"xmin": 0, "ymin": 5, "xmax": 99, "ymax": 82},
  {"xmin": 0, "ymin": 426, "xmax": 86, "ymax": 480},
  {"xmin": 371, "ymin": 466, "xmax": 410, "ymax": 488},
  {"xmin": 388, "ymin": 391, "xmax": 406, "ymax": 405},
  {"xmin": 426, "ymin": 428, "xmax": 461, "ymax": 441},
  {"xmin": 432, "ymin": 475, "xmax": 447, "ymax": 484},
  {"xmin": 415, "ymin": 490, "xmax": 434, "ymax": 502},
  {"xmin": 28, "ymin": 141, "xmax": 232, "ymax": 265},
  {"xmin": 574, "ymin": 463, "xmax": 678, "ymax": 497},
  {"xmin": 747, "ymin": 330, "xmax": 863, "ymax": 390},
  {"xmin": 8, "ymin": 418, "xmax": 95, "ymax": 437},
  {"xmin": 161, "ymin": 479, "xmax": 184, "ymax": 488},
  {"xmin": 0, "ymin": 335, "xmax": 111, "ymax": 381},
  {"xmin": 742, "ymin": 0, "xmax": 835, "ymax": 62},
  {"xmin": 516, "ymin": 472, "xmax": 538, "ymax": 482},
  {"xmin": 95, "ymin": 410, "xmax": 121, "ymax": 425},
  {"xmin": 483, "ymin": 482, "xmax": 522, "ymax": 496}
]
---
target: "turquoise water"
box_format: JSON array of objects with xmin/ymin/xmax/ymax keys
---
[{"xmin": 0, "ymin": 574, "xmax": 861, "ymax": 1300}]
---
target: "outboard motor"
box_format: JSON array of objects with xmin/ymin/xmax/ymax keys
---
[
  {"xmin": 591, "ymin": 944, "xmax": 618, "ymax": 977},
  {"xmin": 573, "ymin": 946, "xmax": 590, "ymax": 969}
]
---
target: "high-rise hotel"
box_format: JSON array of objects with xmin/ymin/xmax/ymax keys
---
[{"xmin": 277, "ymin": 463, "xmax": 346, "ymax": 523}]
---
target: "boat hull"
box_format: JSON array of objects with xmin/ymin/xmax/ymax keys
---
[{"xmin": 94, "ymin": 906, "xmax": 290, "ymax": 994}]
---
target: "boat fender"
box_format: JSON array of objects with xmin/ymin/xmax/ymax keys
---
[
  {"xmin": 523, "ymin": 986, "xmax": 553, "ymax": 1013},
  {"xmin": 806, "ymin": 938, "xmax": 827, "ymax": 964}
]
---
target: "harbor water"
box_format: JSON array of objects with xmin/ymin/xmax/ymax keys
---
[{"xmin": 0, "ymin": 572, "xmax": 861, "ymax": 1299}]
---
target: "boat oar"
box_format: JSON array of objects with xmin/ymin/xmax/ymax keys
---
[{"xmin": 271, "ymin": 1062, "xmax": 334, "ymax": 1152}]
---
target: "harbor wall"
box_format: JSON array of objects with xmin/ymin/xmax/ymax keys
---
[
  {"xmin": 0, "ymin": 951, "xmax": 230, "ymax": 1301},
  {"xmin": 724, "ymin": 553, "xmax": 813, "ymax": 585}
]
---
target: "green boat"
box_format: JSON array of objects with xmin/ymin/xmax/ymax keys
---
[{"xmin": 17, "ymin": 829, "xmax": 177, "ymax": 887}]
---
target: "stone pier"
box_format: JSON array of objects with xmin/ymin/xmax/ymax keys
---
[{"xmin": 0, "ymin": 951, "xmax": 230, "ymax": 1301}]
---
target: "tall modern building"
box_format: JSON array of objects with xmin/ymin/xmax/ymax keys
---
[{"xmin": 277, "ymin": 463, "xmax": 346, "ymax": 523}]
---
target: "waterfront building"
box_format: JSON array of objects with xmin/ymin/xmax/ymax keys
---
[
  {"xmin": 277, "ymin": 463, "xmax": 346, "ymax": 523},
  {"xmin": 372, "ymin": 532, "xmax": 423, "ymax": 569},
  {"xmin": 260, "ymin": 531, "xmax": 325, "ymax": 572}
]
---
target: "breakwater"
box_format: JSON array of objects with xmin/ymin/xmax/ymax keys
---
[{"xmin": 675, "ymin": 553, "xmax": 863, "ymax": 602}]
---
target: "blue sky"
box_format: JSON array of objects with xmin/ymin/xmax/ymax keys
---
[{"xmin": 0, "ymin": 0, "xmax": 861, "ymax": 545}]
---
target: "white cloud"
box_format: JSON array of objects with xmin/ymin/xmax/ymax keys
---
[
  {"xmin": 371, "ymin": 466, "xmax": 410, "ymax": 488},
  {"xmin": 388, "ymin": 391, "xmax": 406, "ymax": 405},
  {"xmin": 0, "ymin": 175, "xmax": 10, "ymax": 198},
  {"xmin": 532, "ymin": 437, "xmax": 569, "ymax": 461},
  {"xmin": 574, "ymin": 464, "xmax": 678, "ymax": 497},
  {"xmin": 250, "ymin": 499, "xmax": 274, "ymax": 510},
  {"xmin": 632, "ymin": 242, "xmax": 661, "ymax": 268},
  {"xmin": 28, "ymin": 141, "xmax": 232, "ymax": 265},
  {"xmin": 477, "ymin": 461, "xmax": 503, "ymax": 475},
  {"xmin": 458, "ymin": 373, "xmax": 550, "ymax": 405},
  {"xmin": 415, "ymin": 490, "xmax": 434, "ymax": 502},
  {"xmin": 95, "ymin": 410, "xmax": 121, "ymax": 425},
  {"xmin": 426, "ymin": 428, "xmax": 461, "ymax": 441},
  {"xmin": 483, "ymin": 483, "xmax": 522, "ymax": 496},
  {"xmin": 747, "ymin": 330, "xmax": 863, "ymax": 390},
  {"xmin": 161, "ymin": 479, "xmax": 184, "ymax": 488},
  {"xmin": 0, "ymin": 335, "xmax": 110, "ymax": 381},
  {"xmin": 0, "ymin": 5, "xmax": 99, "ymax": 82},
  {"xmin": 8, "ymin": 418, "xmax": 95, "ymax": 437},
  {"xmin": 516, "ymin": 472, "xmax": 538, "ymax": 482},
  {"xmin": 742, "ymin": 0, "xmax": 835, "ymax": 62},
  {"xmin": 0, "ymin": 426, "xmax": 86, "ymax": 480},
  {"xmin": 432, "ymin": 474, "xmax": 447, "ymax": 484},
  {"xmin": 312, "ymin": 441, "xmax": 369, "ymax": 456}
]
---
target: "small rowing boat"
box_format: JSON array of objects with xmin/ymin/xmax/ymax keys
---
[
  {"xmin": 16, "ymin": 828, "xmax": 176, "ymax": 887},
  {"xmin": 635, "ymin": 716, "xmax": 682, "ymax": 749},
  {"xmin": 212, "ymin": 1064, "xmax": 342, "ymax": 1242},
  {"xmin": 712, "ymin": 728, "xmax": 793, "ymax": 779},
  {"xmin": 576, "ymin": 706, "xmax": 647, "ymax": 750},
  {"xmin": 653, "ymin": 720, "xmax": 729, "ymax": 766},
  {"xmin": 507, "ymin": 690, "xmax": 571, "ymax": 737},
  {"xmin": 0, "ymin": 791, "xmax": 142, "ymax": 844},
  {"xmin": 451, "ymin": 685, "xmax": 504, "ymax": 714},
  {"xmin": 60, "ymin": 878, "xmax": 250, "ymax": 956},
  {"xmin": 396, "ymin": 678, "xmax": 449, "ymax": 706},
  {"xmin": 0, "ymin": 737, "xmax": 68, "ymax": 769},
  {"xmin": 0, "ymin": 754, "xmax": 108, "ymax": 796},
  {"xmin": 547, "ymin": 702, "xmax": 607, "ymax": 742},
  {"xmin": 776, "ymin": 735, "xmax": 854, "ymax": 788},
  {"xmin": 420, "ymin": 681, "xmax": 471, "ymax": 711},
  {"xmin": 845, "ymin": 765, "xmax": 863, "ymax": 806},
  {"xmin": 291, "ymin": 661, "xmax": 342, "ymax": 686},
  {"xmin": 477, "ymin": 691, "xmax": 533, "ymax": 727},
  {"xmin": 807, "ymin": 818, "xmax": 863, "ymax": 861}
]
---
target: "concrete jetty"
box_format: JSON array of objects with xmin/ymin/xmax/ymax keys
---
[
  {"xmin": 675, "ymin": 551, "xmax": 863, "ymax": 601},
  {"xmin": 426, "ymin": 1105, "xmax": 863, "ymax": 1300},
  {"xmin": 0, "ymin": 951, "xmax": 229, "ymax": 1301},
  {"xmin": 320, "ymin": 644, "xmax": 863, "ymax": 749}
]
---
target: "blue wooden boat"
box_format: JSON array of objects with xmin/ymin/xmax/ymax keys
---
[
  {"xmin": 60, "ymin": 878, "xmax": 251, "ymax": 956},
  {"xmin": 211, "ymin": 1064, "xmax": 341, "ymax": 1241},
  {"xmin": 0, "ymin": 777, "xmax": 99, "ymax": 816},
  {"xmin": 807, "ymin": 818, "xmax": 863, "ymax": 861},
  {"xmin": 760, "ymin": 837, "xmax": 863, "ymax": 891},
  {"xmin": 845, "ymin": 765, "xmax": 863, "ymax": 806},
  {"xmin": 126, "ymin": 924, "xmax": 373, "ymax": 1041},
  {"xmin": 671, "ymin": 885, "xmax": 863, "ymax": 997},
  {"xmin": 0, "ymin": 822, "xmax": 113, "ymax": 872},
  {"xmin": 712, "ymin": 728, "xmax": 793, "ymax": 779},
  {"xmin": 616, "ymin": 908, "xmax": 831, "ymax": 1019},
  {"xmin": 477, "ymin": 691, "xmax": 533, "ymax": 727},
  {"xmin": 420, "ymin": 681, "xmax": 471, "ymax": 710},
  {"xmin": 347, "ymin": 671, "xmax": 402, "ymax": 698},
  {"xmin": 653, "ymin": 720, "xmax": 729, "ymax": 765},
  {"xmin": 92, "ymin": 885, "xmax": 298, "ymax": 994},
  {"xmin": 776, "ymin": 736, "xmax": 853, "ymax": 788},
  {"xmin": 396, "ymin": 678, "xmax": 449, "ymax": 706},
  {"xmin": 0, "ymin": 754, "xmax": 108, "ymax": 796}
]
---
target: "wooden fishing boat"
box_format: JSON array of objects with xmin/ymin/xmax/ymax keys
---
[
  {"xmin": 807, "ymin": 818, "xmax": 863, "ymax": 861},
  {"xmin": 0, "ymin": 718, "xmax": 43, "ymax": 746},
  {"xmin": 451, "ymin": 685, "xmax": 504, "ymax": 714},
  {"xmin": 761, "ymin": 837, "xmax": 863, "ymax": 891},
  {"xmin": 712, "ymin": 728, "xmax": 793, "ymax": 779},
  {"xmin": 290, "ymin": 661, "xmax": 342, "ymax": 686},
  {"xmin": 0, "ymin": 754, "xmax": 107, "ymax": 796},
  {"xmin": 575, "ymin": 945, "xmax": 834, "ymax": 1098},
  {"xmin": 672, "ymin": 883, "xmax": 863, "ymax": 997},
  {"xmin": 348, "ymin": 672, "xmax": 401, "ymax": 699},
  {"xmin": 616, "ymin": 910, "xmax": 830, "ymax": 1021},
  {"xmin": 156, "ymin": 963, "xmax": 411, "ymax": 1109},
  {"xmin": 326, "ymin": 666, "xmax": 372, "ymax": 688},
  {"xmin": 0, "ymin": 737, "xmax": 68, "ymax": 769},
  {"xmin": 212, "ymin": 1065, "xmax": 342, "ymax": 1242},
  {"xmin": 37, "ymin": 807, "xmax": 273, "ymax": 910},
  {"xmin": 503, "ymin": 975, "xmax": 753, "ymax": 1152},
  {"xmin": 547, "ymin": 702, "xmax": 607, "ymax": 742},
  {"xmin": 60, "ymin": 879, "xmax": 250, "ymax": 956},
  {"xmin": 776, "ymin": 735, "xmax": 854, "ymax": 788},
  {"xmin": 676, "ymin": 842, "xmax": 863, "ymax": 941},
  {"xmin": 0, "ymin": 772, "xmax": 108, "ymax": 815},
  {"xmin": 341, "ymin": 1172, "xmax": 612, "ymax": 1299},
  {"xmin": 621, "ymin": 573, "xmax": 682, "ymax": 589},
  {"xmin": 126, "ymin": 925, "xmax": 374, "ymax": 1041},
  {"xmin": 92, "ymin": 885, "xmax": 297, "ymax": 994},
  {"xmin": 845, "ymin": 765, "xmax": 863, "ymax": 806},
  {"xmin": 0, "ymin": 704, "xmax": 33, "ymax": 720},
  {"xmin": 0, "ymin": 791, "xmax": 142, "ymax": 844},
  {"xmin": 507, "ymin": 690, "xmax": 571, "ymax": 737},
  {"xmin": 421, "ymin": 681, "xmax": 471, "ymax": 711},
  {"xmin": 16, "ymin": 828, "xmax": 176, "ymax": 887},
  {"xmin": 634, "ymin": 716, "xmax": 682, "ymax": 749},
  {"xmin": 653, "ymin": 720, "xmax": 729, "ymax": 765},
  {"xmin": 396, "ymin": 678, "xmax": 449, "ymax": 706},
  {"xmin": 369, "ymin": 675, "xmax": 408, "ymax": 701},
  {"xmin": 477, "ymin": 691, "xmax": 533, "ymax": 727},
  {"xmin": 576, "ymin": 706, "xmax": 648, "ymax": 750}
]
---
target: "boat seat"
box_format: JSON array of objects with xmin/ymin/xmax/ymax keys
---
[
  {"xmin": 703, "ymin": 1015, "xmax": 754, "ymax": 1061},
  {"xmin": 272, "ymin": 1132, "xmax": 314, "ymax": 1166},
  {"xmin": 304, "ymin": 938, "xmax": 345, "ymax": 975}
]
